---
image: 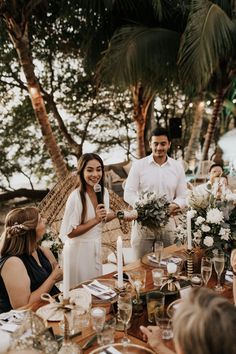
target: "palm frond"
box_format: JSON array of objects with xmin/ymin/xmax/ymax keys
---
[
  {"xmin": 178, "ymin": 0, "xmax": 234, "ymax": 93},
  {"xmin": 97, "ymin": 26, "xmax": 180, "ymax": 97}
]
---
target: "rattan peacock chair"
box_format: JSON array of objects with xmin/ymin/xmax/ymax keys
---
[{"xmin": 38, "ymin": 171, "xmax": 131, "ymax": 264}]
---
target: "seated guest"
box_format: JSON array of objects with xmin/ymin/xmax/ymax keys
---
[
  {"xmin": 0, "ymin": 207, "xmax": 62, "ymax": 313},
  {"xmin": 231, "ymin": 249, "xmax": 236, "ymax": 305},
  {"xmin": 140, "ymin": 287, "xmax": 236, "ymax": 354},
  {"xmin": 194, "ymin": 163, "xmax": 223, "ymax": 195}
]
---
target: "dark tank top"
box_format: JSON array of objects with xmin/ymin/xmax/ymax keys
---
[{"xmin": 0, "ymin": 248, "xmax": 59, "ymax": 313}]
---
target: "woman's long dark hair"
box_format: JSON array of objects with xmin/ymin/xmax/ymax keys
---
[{"xmin": 77, "ymin": 153, "xmax": 105, "ymax": 223}]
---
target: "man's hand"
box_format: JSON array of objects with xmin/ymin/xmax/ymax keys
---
[
  {"xmin": 168, "ymin": 203, "xmax": 181, "ymax": 216},
  {"xmin": 140, "ymin": 326, "xmax": 175, "ymax": 354},
  {"xmin": 140, "ymin": 325, "xmax": 162, "ymax": 351}
]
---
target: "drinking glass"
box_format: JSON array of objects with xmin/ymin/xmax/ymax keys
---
[
  {"xmin": 152, "ymin": 268, "xmax": 164, "ymax": 288},
  {"xmin": 201, "ymin": 257, "xmax": 212, "ymax": 286},
  {"xmin": 154, "ymin": 241, "xmax": 164, "ymax": 266},
  {"xmin": 90, "ymin": 307, "xmax": 106, "ymax": 345},
  {"xmin": 213, "ymin": 250, "xmax": 225, "ymax": 292},
  {"xmin": 154, "ymin": 315, "xmax": 173, "ymax": 340},
  {"xmin": 118, "ymin": 292, "xmax": 132, "ymax": 345},
  {"xmin": 146, "ymin": 291, "xmax": 165, "ymax": 323},
  {"xmin": 128, "ymin": 269, "xmax": 146, "ymax": 305}
]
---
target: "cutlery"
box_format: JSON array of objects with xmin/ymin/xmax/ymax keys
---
[{"xmin": 87, "ymin": 283, "xmax": 114, "ymax": 295}]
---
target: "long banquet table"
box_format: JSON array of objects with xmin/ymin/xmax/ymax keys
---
[{"xmin": 29, "ymin": 244, "xmax": 234, "ymax": 353}]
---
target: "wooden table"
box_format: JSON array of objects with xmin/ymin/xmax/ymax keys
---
[{"xmin": 31, "ymin": 244, "xmax": 234, "ymax": 353}]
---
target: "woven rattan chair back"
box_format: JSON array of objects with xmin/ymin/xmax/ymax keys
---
[{"xmin": 38, "ymin": 172, "xmax": 131, "ymax": 263}]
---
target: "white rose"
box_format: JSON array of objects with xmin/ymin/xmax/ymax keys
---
[
  {"xmin": 219, "ymin": 227, "xmax": 231, "ymax": 241},
  {"xmin": 196, "ymin": 216, "xmax": 205, "ymax": 225},
  {"xmin": 187, "ymin": 209, "xmax": 197, "ymax": 218},
  {"xmin": 206, "ymin": 208, "xmax": 224, "ymax": 224},
  {"xmin": 203, "ymin": 236, "xmax": 214, "ymax": 247},
  {"xmin": 201, "ymin": 224, "xmax": 211, "ymax": 232},
  {"xmin": 41, "ymin": 240, "xmax": 53, "ymax": 248}
]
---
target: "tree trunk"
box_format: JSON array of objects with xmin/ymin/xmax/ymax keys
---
[
  {"xmin": 185, "ymin": 100, "xmax": 205, "ymax": 164},
  {"xmin": 6, "ymin": 19, "xmax": 68, "ymax": 179},
  {"xmin": 202, "ymin": 89, "xmax": 224, "ymax": 161},
  {"xmin": 132, "ymin": 85, "xmax": 153, "ymax": 158}
]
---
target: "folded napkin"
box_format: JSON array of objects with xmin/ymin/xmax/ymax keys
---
[
  {"xmin": 148, "ymin": 254, "xmax": 182, "ymax": 266},
  {"xmin": 82, "ymin": 280, "xmax": 116, "ymax": 300},
  {"xmin": 100, "ymin": 346, "xmax": 122, "ymax": 354},
  {"xmin": 0, "ymin": 310, "xmax": 27, "ymax": 333},
  {"xmin": 225, "ymin": 270, "xmax": 233, "ymax": 283}
]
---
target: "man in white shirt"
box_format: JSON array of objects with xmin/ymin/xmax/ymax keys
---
[{"xmin": 124, "ymin": 127, "xmax": 187, "ymax": 259}]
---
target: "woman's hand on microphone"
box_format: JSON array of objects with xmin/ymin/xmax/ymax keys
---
[{"xmin": 95, "ymin": 204, "xmax": 107, "ymax": 222}]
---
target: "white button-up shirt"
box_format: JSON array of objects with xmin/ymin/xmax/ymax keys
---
[{"xmin": 124, "ymin": 154, "xmax": 187, "ymax": 208}]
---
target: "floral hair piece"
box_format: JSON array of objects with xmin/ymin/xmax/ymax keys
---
[{"xmin": 7, "ymin": 223, "xmax": 27, "ymax": 238}]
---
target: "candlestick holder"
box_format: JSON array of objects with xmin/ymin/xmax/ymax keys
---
[{"xmin": 186, "ymin": 249, "xmax": 194, "ymax": 279}]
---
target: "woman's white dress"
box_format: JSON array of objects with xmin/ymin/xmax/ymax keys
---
[{"xmin": 59, "ymin": 188, "xmax": 109, "ymax": 288}]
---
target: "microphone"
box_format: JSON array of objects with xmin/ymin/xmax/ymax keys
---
[{"xmin": 93, "ymin": 183, "xmax": 103, "ymax": 204}]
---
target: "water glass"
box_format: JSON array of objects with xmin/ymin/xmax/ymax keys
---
[
  {"xmin": 128, "ymin": 269, "xmax": 146, "ymax": 304},
  {"xmin": 152, "ymin": 268, "xmax": 164, "ymax": 288},
  {"xmin": 146, "ymin": 291, "xmax": 165, "ymax": 323},
  {"xmin": 190, "ymin": 273, "xmax": 203, "ymax": 287},
  {"xmin": 154, "ymin": 241, "xmax": 164, "ymax": 265},
  {"xmin": 201, "ymin": 257, "xmax": 212, "ymax": 286},
  {"xmin": 90, "ymin": 307, "xmax": 106, "ymax": 345},
  {"xmin": 100, "ymin": 317, "xmax": 116, "ymax": 345},
  {"xmin": 154, "ymin": 316, "xmax": 173, "ymax": 340}
]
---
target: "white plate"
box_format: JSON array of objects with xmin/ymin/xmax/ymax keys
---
[
  {"xmin": 59, "ymin": 288, "xmax": 92, "ymax": 309},
  {"xmin": 90, "ymin": 343, "xmax": 155, "ymax": 354},
  {"xmin": 36, "ymin": 304, "xmax": 64, "ymax": 322}
]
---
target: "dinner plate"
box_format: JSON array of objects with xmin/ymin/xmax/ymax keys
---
[
  {"xmin": 90, "ymin": 343, "xmax": 155, "ymax": 354},
  {"xmin": 166, "ymin": 298, "xmax": 182, "ymax": 318},
  {"xmin": 77, "ymin": 278, "xmax": 117, "ymax": 304},
  {"xmin": 36, "ymin": 303, "xmax": 64, "ymax": 322},
  {"xmin": 59, "ymin": 288, "xmax": 92, "ymax": 309}
]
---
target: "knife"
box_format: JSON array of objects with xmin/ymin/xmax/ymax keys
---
[{"xmin": 81, "ymin": 334, "xmax": 97, "ymax": 350}]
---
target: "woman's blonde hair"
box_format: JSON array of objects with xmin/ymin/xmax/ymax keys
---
[
  {"xmin": 173, "ymin": 287, "xmax": 236, "ymax": 354},
  {"xmin": 1, "ymin": 207, "xmax": 39, "ymax": 256}
]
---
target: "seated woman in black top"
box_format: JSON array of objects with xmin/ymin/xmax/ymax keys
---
[{"xmin": 0, "ymin": 207, "xmax": 63, "ymax": 313}]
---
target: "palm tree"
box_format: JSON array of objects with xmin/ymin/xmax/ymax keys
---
[
  {"xmin": 0, "ymin": 0, "xmax": 68, "ymax": 178},
  {"xmin": 76, "ymin": 0, "xmax": 189, "ymax": 157},
  {"xmin": 178, "ymin": 0, "xmax": 236, "ymax": 160}
]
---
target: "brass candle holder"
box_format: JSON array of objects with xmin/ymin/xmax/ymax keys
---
[{"xmin": 186, "ymin": 249, "xmax": 194, "ymax": 279}]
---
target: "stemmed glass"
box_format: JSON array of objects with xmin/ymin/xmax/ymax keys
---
[
  {"xmin": 118, "ymin": 292, "xmax": 132, "ymax": 345},
  {"xmin": 154, "ymin": 241, "xmax": 164, "ymax": 266},
  {"xmin": 90, "ymin": 307, "xmax": 106, "ymax": 345},
  {"xmin": 213, "ymin": 250, "xmax": 225, "ymax": 292},
  {"xmin": 201, "ymin": 257, "xmax": 212, "ymax": 286}
]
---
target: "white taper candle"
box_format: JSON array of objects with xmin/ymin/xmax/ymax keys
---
[
  {"xmin": 117, "ymin": 236, "xmax": 123, "ymax": 288},
  {"xmin": 62, "ymin": 241, "xmax": 70, "ymax": 300},
  {"xmin": 187, "ymin": 210, "xmax": 192, "ymax": 250}
]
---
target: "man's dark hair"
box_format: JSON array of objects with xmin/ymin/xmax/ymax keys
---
[
  {"xmin": 209, "ymin": 163, "xmax": 224, "ymax": 173},
  {"xmin": 149, "ymin": 127, "xmax": 170, "ymax": 141}
]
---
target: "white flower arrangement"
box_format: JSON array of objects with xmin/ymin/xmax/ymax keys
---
[
  {"xmin": 134, "ymin": 192, "xmax": 170, "ymax": 231},
  {"xmin": 40, "ymin": 231, "xmax": 63, "ymax": 260},
  {"xmin": 175, "ymin": 190, "xmax": 236, "ymax": 254}
]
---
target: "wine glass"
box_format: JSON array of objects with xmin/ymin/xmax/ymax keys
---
[
  {"xmin": 201, "ymin": 257, "xmax": 212, "ymax": 286},
  {"xmin": 213, "ymin": 250, "xmax": 225, "ymax": 292},
  {"xmin": 154, "ymin": 241, "xmax": 164, "ymax": 266},
  {"xmin": 90, "ymin": 307, "xmax": 106, "ymax": 345},
  {"xmin": 118, "ymin": 292, "xmax": 132, "ymax": 345},
  {"xmin": 128, "ymin": 269, "xmax": 146, "ymax": 305}
]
